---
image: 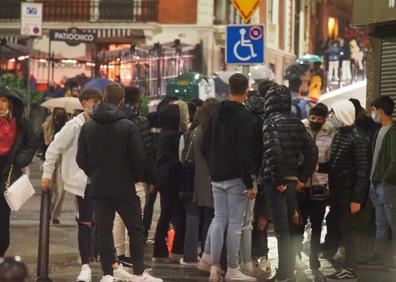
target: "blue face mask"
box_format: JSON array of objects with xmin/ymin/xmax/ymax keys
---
[{"xmin": 371, "ymin": 112, "xmax": 380, "ymax": 123}]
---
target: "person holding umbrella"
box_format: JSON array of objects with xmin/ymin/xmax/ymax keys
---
[{"xmin": 0, "ymin": 87, "xmax": 37, "ymax": 257}]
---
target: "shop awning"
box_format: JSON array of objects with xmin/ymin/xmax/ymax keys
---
[{"xmin": 84, "ymin": 28, "xmax": 145, "ymax": 43}]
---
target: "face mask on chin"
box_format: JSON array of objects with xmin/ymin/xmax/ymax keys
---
[
  {"xmin": 0, "ymin": 110, "xmax": 10, "ymax": 118},
  {"xmin": 371, "ymin": 112, "xmax": 380, "ymax": 123}
]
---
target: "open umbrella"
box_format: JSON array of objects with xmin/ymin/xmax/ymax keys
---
[
  {"xmin": 284, "ymin": 63, "xmax": 310, "ymax": 80},
  {"xmin": 297, "ymin": 54, "xmax": 322, "ymax": 63},
  {"xmin": 41, "ymin": 97, "xmax": 83, "ymax": 114},
  {"xmin": 84, "ymin": 78, "xmax": 112, "ymax": 93},
  {"xmin": 250, "ymin": 65, "xmax": 275, "ymax": 81}
]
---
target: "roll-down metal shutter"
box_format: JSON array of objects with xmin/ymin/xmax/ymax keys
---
[{"xmin": 380, "ymin": 38, "xmax": 396, "ymax": 119}]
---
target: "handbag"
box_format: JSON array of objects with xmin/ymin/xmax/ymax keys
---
[
  {"xmin": 179, "ymin": 131, "xmax": 195, "ymax": 200},
  {"xmin": 3, "ymin": 165, "xmax": 35, "ymax": 211},
  {"xmin": 309, "ymin": 185, "xmax": 327, "ymax": 201}
]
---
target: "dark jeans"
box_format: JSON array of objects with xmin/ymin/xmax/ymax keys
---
[
  {"xmin": 94, "ymin": 194, "xmax": 145, "ymax": 276},
  {"xmin": 143, "ymin": 189, "xmax": 158, "ymax": 237},
  {"xmin": 252, "ymin": 190, "xmax": 269, "ymax": 259},
  {"xmin": 76, "ymin": 185, "xmax": 94, "ymax": 265},
  {"xmin": 153, "ymin": 189, "xmax": 185, "ymax": 258},
  {"xmin": 183, "ymin": 201, "xmax": 214, "ymax": 262},
  {"xmin": 0, "ymin": 194, "xmax": 11, "ymax": 257},
  {"xmin": 296, "ymin": 188, "xmax": 326, "ymax": 266},
  {"xmin": 324, "ymin": 204, "xmax": 341, "ymax": 253},
  {"xmin": 252, "ymin": 226, "xmax": 269, "ymax": 259},
  {"xmin": 330, "ymin": 199, "xmax": 357, "ymax": 270},
  {"xmin": 265, "ymin": 181, "xmax": 298, "ymax": 280}
]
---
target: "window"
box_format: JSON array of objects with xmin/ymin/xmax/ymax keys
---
[{"xmin": 268, "ymin": 0, "xmax": 274, "ymax": 23}]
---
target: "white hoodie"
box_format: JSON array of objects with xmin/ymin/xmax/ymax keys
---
[
  {"xmin": 332, "ymin": 100, "xmax": 356, "ymax": 126},
  {"xmin": 42, "ymin": 113, "xmax": 87, "ymax": 197}
]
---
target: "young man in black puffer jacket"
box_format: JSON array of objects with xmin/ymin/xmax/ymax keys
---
[
  {"xmin": 259, "ymin": 85, "xmax": 317, "ymax": 282},
  {"xmin": 112, "ymin": 86, "xmax": 156, "ymax": 265},
  {"xmin": 326, "ymin": 100, "xmax": 370, "ymax": 282}
]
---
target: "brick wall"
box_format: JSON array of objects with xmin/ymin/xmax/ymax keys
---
[{"xmin": 158, "ymin": 0, "xmax": 197, "ymax": 24}]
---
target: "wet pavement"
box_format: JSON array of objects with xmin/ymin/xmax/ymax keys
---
[{"xmin": 6, "ymin": 159, "xmax": 396, "ymax": 281}]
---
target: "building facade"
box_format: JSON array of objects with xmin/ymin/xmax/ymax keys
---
[{"xmin": 0, "ymin": 0, "xmax": 353, "ymax": 95}]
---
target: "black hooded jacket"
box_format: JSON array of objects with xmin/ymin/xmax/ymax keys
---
[
  {"xmin": 77, "ymin": 103, "xmax": 145, "ymax": 197},
  {"xmin": 155, "ymin": 104, "xmax": 181, "ymax": 190},
  {"xmin": 329, "ymin": 126, "xmax": 370, "ymax": 204},
  {"xmin": 123, "ymin": 105, "xmax": 155, "ymax": 184},
  {"xmin": 201, "ymin": 100, "xmax": 260, "ymax": 189},
  {"xmin": 259, "ymin": 85, "xmax": 318, "ymax": 186},
  {"xmin": 0, "ymin": 88, "xmax": 37, "ymax": 192}
]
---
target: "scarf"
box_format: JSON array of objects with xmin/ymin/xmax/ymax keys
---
[{"xmin": 0, "ymin": 117, "xmax": 17, "ymax": 156}]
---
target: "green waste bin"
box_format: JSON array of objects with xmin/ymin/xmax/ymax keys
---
[{"xmin": 167, "ymin": 72, "xmax": 214, "ymax": 101}]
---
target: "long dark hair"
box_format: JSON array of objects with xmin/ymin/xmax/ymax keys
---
[{"xmin": 195, "ymin": 98, "xmax": 220, "ymax": 136}]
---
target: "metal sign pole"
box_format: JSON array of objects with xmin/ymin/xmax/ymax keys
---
[
  {"xmin": 35, "ymin": 190, "xmax": 52, "ymax": 282},
  {"xmin": 47, "ymin": 38, "xmax": 51, "ymax": 85}
]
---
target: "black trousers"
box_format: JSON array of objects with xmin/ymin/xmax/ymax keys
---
[
  {"xmin": 252, "ymin": 190, "xmax": 269, "ymax": 259},
  {"xmin": 329, "ymin": 199, "xmax": 357, "ymax": 270},
  {"xmin": 153, "ymin": 189, "xmax": 185, "ymax": 258},
  {"xmin": 93, "ymin": 194, "xmax": 145, "ymax": 276},
  {"xmin": 76, "ymin": 185, "xmax": 94, "ymax": 265},
  {"xmin": 296, "ymin": 188, "xmax": 326, "ymax": 266},
  {"xmin": 0, "ymin": 194, "xmax": 11, "ymax": 257},
  {"xmin": 265, "ymin": 181, "xmax": 298, "ymax": 280},
  {"xmin": 143, "ymin": 189, "xmax": 158, "ymax": 237}
]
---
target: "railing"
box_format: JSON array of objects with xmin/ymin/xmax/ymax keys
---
[{"xmin": 0, "ymin": 0, "xmax": 158, "ymax": 22}]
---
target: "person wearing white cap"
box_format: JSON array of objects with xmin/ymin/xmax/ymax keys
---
[{"xmin": 326, "ymin": 100, "xmax": 370, "ymax": 282}]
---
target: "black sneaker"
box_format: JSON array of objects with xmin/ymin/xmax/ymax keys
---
[
  {"xmin": 357, "ymin": 254, "xmax": 383, "ymax": 269},
  {"xmin": 118, "ymin": 255, "xmax": 133, "ymax": 268},
  {"xmin": 326, "ymin": 268, "xmax": 357, "ymax": 282}
]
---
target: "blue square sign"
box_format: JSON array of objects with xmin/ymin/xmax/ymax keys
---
[{"xmin": 226, "ymin": 25, "xmax": 265, "ymax": 65}]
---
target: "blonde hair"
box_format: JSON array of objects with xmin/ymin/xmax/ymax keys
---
[{"xmin": 174, "ymin": 100, "xmax": 190, "ymax": 133}]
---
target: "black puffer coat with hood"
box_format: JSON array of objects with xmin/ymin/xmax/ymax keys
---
[
  {"xmin": 201, "ymin": 100, "xmax": 260, "ymax": 189},
  {"xmin": 77, "ymin": 103, "xmax": 145, "ymax": 197},
  {"xmin": 123, "ymin": 105, "xmax": 155, "ymax": 184},
  {"xmin": 259, "ymin": 85, "xmax": 317, "ymax": 186},
  {"xmin": 329, "ymin": 100, "xmax": 370, "ymax": 204},
  {"xmin": 0, "ymin": 87, "xmax": 37, "ymax": 192}
]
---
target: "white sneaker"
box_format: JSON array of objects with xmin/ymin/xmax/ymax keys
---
[
  {"xmin": 240, "ymin": 262, "xmax": 267, "ymax": 279},
  {"xmin": 225, "ymin": 267, "xmax": 256, "ymax": 281},
  {"xmin": 198, "ymin": 253, "xmax": 211, "ymax": 273},
  {"xmin": 257, "ymin": 256, "xmax": 271, "ymax": 276},
  {"xmin": 180, "ymin": 257, "xmax": 198, "ymax": 266},
  {"xmin": 99, "ymin": 275, "xmax": 114, "ymax": 282},
  {"xmin": 76, "ymin": 264, "xmax": 92, "ymax": 282},
  {"xmin": 209, "ymin": 265, "xmax": 222, "ymax": 281},
  {"xmin": 132, "ymin": 272, "xmax": 163, "ymax": 282},
  {"xmin": 113, "ymin": 264, "xmax": 135, "ymax": 281}
]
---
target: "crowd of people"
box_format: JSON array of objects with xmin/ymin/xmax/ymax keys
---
[{"xmin": 0, "ymin": 70, "xmax": 395, "ymax": 282}]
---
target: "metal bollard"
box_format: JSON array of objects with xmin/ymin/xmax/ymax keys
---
[{"xmin": 35, "ymin": 190, "xmax": 52, "ymax": 282}]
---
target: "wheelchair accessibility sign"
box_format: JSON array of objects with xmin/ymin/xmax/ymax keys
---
[{"xmin": 226, "ymin": 25, "xmax": 265, "ymax": 65}]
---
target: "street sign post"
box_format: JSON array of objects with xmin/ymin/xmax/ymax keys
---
[
  {"xmin": 21, "ymin": 2, "xmax": 43, "ymax": 36},
  {"xmin": 226, "ymin": 25, "xmax": 265, "ymax": 65},
  {"xmin": 231, "ymin": 0, "xmax": 263, "ymax": 23}
]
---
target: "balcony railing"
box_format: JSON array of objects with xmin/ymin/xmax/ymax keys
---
[{"xmin": 0, "ymin": 0, "xmax": 158, "ymax": 22}]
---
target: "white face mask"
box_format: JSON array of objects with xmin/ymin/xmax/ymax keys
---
[{"xmin": 328, "ymin": 116, "xmax": 343, "ymax": 128}]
